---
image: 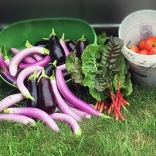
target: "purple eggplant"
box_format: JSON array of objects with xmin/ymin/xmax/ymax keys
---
[
  {"xmin": 49, "ymin": 28, "xmax": 66, "ymax": 66},
  {"xmin": 76, "ymin": 35, "xmax": 88, "ymax": 59},
  {"xmin": 0, "ymin": 47, "xmax": 16, "ymax": 85},
  {"xmin": 65, "ymin": 40, "xmax": 77, "ymax": 52},
  {"xmin": 26, "ymin": 71, "xmax": 38, "ymax": 108},
  {"xmin": 44, "ymin": 63, "xmax": 56, "ymax": 77},
  {"xmin": 37, "ymin": 70, "xmax": 56, "ymax": 114},
  {"xmin": 62, "ymin": 69, "xmax": 71, "ymax": 81},
  {"xmin": 34, "ymin": 40, "xmax": 49, "ymax": 49}
]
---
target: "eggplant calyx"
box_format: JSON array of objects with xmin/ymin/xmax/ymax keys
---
[
  {"xmin": 77, "ymin": 35, "xmax": 86, "ymax": 42},
  {"xmin": 28, "ymin": 70, "xmax": 38, "ymax": 81},
  {"xmin": 42, "ymin": 28, "xmax": 57, "ymax": 40},
  {"xmin": 37, "ymin": 69, "xmax": 49, "ymax": 83},
  {"xmin": 25, "ymin": 40, "xmax": 33, "ymax": 48},
  {"xmin": 48, "ymin": 28, "xmax": 57, "ymax": 39},
  {"xmin": 52, "ymin": 60, "xmax": 57, "ymax": 67},
  {"xmin": 49, "ymin": 60, "xmax": 57, "ymax": 80}
]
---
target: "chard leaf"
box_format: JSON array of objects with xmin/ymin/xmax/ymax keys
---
[
  {"xmin": 81, "ymin": 44, "xmax": 108, "ymax": 101},
  {"xmin": 113, "ymin": 56, "xmax": 133, "ymax": 96},
  {"xmin": 95, "ymin": 36, "xmax": 124, "ymax": 93},
  {"xmin": 81, "ymin": 44, "xmax": 101, "ymax": 89},
  {"xmin": 89, "ymin": 87, "xmax": 109, "ymax": 102},
  {"xmin": 97, "ymin": 32, "xmax": 107, "ymax": 45},
  {"xmin": 65, "ymin": 52, "xmax": 84, "ymax": 85}
]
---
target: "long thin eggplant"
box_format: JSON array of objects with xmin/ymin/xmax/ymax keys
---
[
  {"xmin": 0, "ymin": 47, "xmax": 16, "ymax": 85},
  {"xmin": 37, "ymin": 70, "xmax": 56, "ymax": 114},
  {"xmin": 76, "ymin": 35, "xmax": 88, "ymax": 59},
  {"xmin": 26, "ymin": 71, "xmax": 38, "ymax": 108},
  {"xmin": 49, "ymin": 28, "xmax": 66, "ymax": 66}
]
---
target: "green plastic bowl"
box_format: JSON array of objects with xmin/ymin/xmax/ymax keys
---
[{"xmin": 0, "ymin": 18, "xmax": 97, "ymax": 88}]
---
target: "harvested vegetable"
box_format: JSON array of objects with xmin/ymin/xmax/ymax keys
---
[
  {"xmin": 60, "ymin": 33, "xmax": 71, "ymax": 57},
  {"xmin": 16, "ymin": 65, "xmax": 43, "ymax": 101},
  {"xmin": 0, "ymin": 93, "xmax": 24, "ymax": 112},
  {"xmin": 10, "ymin": 47, "xmax": 37, "ymax": 64},
  {"xmin": 50, "ymin": 70, "xmax": 82, "ymax": 121},
  {"xmin": 0, "ymin": 114, "xmax": 36, "ymax": 127},
  {"xmin": 37, "ymin": 70, "xmax": 56, "ymax": 114},
  {"xmin": 3, "ymin": 107, "xmax": 60, "ymax": 132},
  {"xmin": 48, "ymin": 28, "xmax": 66, "ymax": 66},
  {"xmin": 65, "ymin": 39, "xmax": 77, "ymax": 52},
  {"xmin": 50, "ymin": 113, "xmax": 82, "ymax": 136},
  {"xmin": 26, "ymin": 71, "xmax": 38, "ymax": 108},
  {"xmin": 76, "ymin": 35, "xmax": 88, "ymax": 58},
  {"xmin": 0, "ymin": 47, "xmax": 17, "ymax": 85},
  {"xmin": 18, "ymin": 55, "xmax": 51, "ymax": 69},
  {"xmin": 9, "ymin": 46, "xmax": 49, "ymax": 76}
]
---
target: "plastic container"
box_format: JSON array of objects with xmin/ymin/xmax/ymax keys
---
[
  {"xmin": 118, "ymin": 10, "xmax": 156, "ymax": 87},
  {"xmin": 0, "ymin": 18, "xmax": 97, "ymax": 88}
]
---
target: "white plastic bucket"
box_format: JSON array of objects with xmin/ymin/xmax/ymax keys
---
[{"xmin": 118, "ymin": 9, "xmax": 156, "ymax": 87}]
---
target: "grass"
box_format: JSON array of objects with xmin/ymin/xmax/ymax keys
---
[{"xmin": 0, "ymin": 80, "xmax": 156, "ymax": 156}]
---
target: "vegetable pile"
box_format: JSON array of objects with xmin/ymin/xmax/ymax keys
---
[{"xmin": 0, "ymin": 28, "xmax": 133, "ymax": 135}]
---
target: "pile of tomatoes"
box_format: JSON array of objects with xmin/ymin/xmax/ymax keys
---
[{"xmin": 129, "ymin": 36, "xmax": 156, "ymax": 55}]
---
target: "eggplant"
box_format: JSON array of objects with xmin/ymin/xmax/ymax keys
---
[
  {"xmin": 49, "ymin": 28, "xmax": 66, "ymax": 66},
  {"xmin": 0, "ymin": 70, "xmax": 17, "ymax": 85},
  {"xmin": 0, "ymin": 47, "xmax": 16, "ymax": 85},
  {"xmin": 34, "ymin": 40, "xmax": 49, "ymax": 49},
  {"xmin": 76, "ymin": 35, "xmax": 88, "ymax": 59},
  {"xmin": 44, "ymin": 63, "xmax": 56, "ymax": 77},
  {"xmin": 38, "ymin": 71, "xmax": 56, "ymax": 114},
  {"xmin": 26, "ymin": 71, "xmax": 38, "ymax": 108},
  {"xmin": 62, "ymin": 69, "xmax": 71, "ymax": 81},
  {"xmin": 65, "ymin": 40, "xmax": 77, "ymax": 52}
]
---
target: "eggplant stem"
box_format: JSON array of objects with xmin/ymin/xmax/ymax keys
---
[
  {"xmin": 1, "ymin": 45, "xmax": 9, "ymax": 60},
  {"xmin": 25, "ymin": 40, "xmax": 33, "ymax": 48},
  {"xmin": 61, "ymin": 33, "xmax": 65, "ymax": 40}
]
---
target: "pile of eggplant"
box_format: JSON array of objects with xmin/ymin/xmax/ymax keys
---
[{"xmin": 0, "ymin": 28, "xmax": 108, "ymax": 136}]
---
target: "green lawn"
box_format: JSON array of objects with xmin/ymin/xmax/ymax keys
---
[{"xmin": 0, "ymin": 80, "xmax": 156, "ymax": 156}]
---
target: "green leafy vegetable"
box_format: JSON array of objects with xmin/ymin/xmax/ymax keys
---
[
  {"xmin": 65, "ymin": 52, "xmax": 84, "ymax": 85},
  {"xmin": 97, "ymin": 32, "xmax": 107, "ymax": 45}
]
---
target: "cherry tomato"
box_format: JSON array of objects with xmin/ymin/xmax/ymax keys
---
[
  {"xmin": 129, "ymin": 45, "xmax": 140, "ymax": 53},
  {"xmin": 149, "ymin": 47, "xmax": 156, "ymax": 55},
  {"xmin": 138, "ymin": 39, "xmax": 145, "ymax": 50},
  {"xmin": 144, "ymin": 36, "xmax": 156, "ymax": 51},
  {"xmin": 139, "ymin": 49, "xmax": 149, "ymax": 55}
]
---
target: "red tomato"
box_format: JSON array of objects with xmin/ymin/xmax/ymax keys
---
[
  {"xmin": 138, "ymin": 39, "xmax": 145, "ymax": 50},
  {"xmin": 149, "ymin": 47, "xmax": 156, "ymax": 55},
  {"xmin": 139, "ymin": 49, "xmax": 149, "ymax": 55},
  {"xmin": 144, "ymin": 36, "xmax": 156, "ymax": 51},
  {"xmin": 129, "ymin": 45, "xmax": 140, "ymax": 53}
]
